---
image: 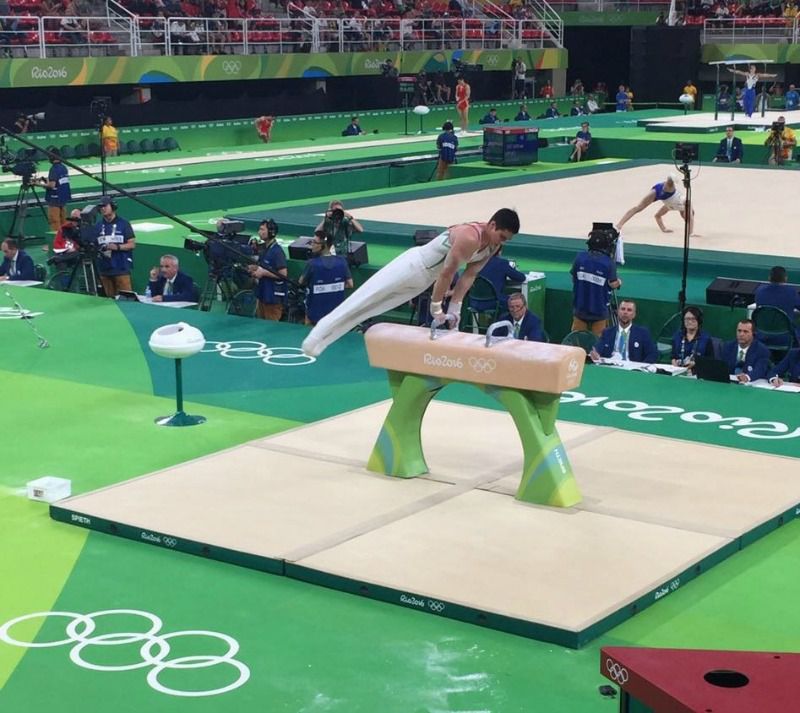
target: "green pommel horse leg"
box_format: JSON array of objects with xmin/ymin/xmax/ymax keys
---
[
  {"xmin": 366, "ymin": 371, "xmax": 581, "ymax": 508},
  {"xmin": 363, "ymin": 323, "xmax": 586, "ymax": 508}
]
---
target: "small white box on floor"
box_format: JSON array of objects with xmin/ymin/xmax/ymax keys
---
[{"xmin": 27, "ymin": 477, "xmax": 72, "ymax": 503}]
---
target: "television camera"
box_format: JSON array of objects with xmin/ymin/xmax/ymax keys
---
[
  {"xmin": 586, "ymin": 222, "xmax": 619, "ymax": 257},
  {"xmin": 0, "ymin": 137, "xmax": 39, "ymax": 187}
]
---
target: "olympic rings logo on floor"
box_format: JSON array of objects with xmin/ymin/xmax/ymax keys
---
[
  {"xmin": 202, "ymin": 340, "xmax": 315, "ymax": 367},
  {"xmin": 605, "ymin": 659, "xmax": 629, "ymax": 685},
  {"xmin": 0, "ymin": 610, "xmax": 250, "ymax": 697}
]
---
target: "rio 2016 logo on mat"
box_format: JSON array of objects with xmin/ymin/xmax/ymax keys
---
[{"xmin": 0, "ymin": 609, "xmax": 250, "ymax": 697}]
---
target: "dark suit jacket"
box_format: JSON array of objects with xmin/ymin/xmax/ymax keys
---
[
  {"xmin": 496, "ymin": 310, "xmax": 545, "ymax": 342},
  {"xmin": 596, "ymin": 324, "xmax": 658, "ymax": 363},
  {"xmin": 715, "ymin": 136, "xmax": 744, "ymax": 162},
  {"xmin": 721, "ymin": 339, "xmax": 771, "ymax": 381},
  {"xmin": 148, "ymin": 271, "xmax": 196, "ymax": 302},
  {"xmin": 0, "ymin": 250, "xmax": 35, "ymax": 280},
  {"xmin": 767, "ymin": 348, "xmax": 800, "ymax": 382}
]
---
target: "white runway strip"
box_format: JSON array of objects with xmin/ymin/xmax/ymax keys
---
[{"xmin": 354, "ymin": 162, "xmax": 800, "ymax": 258}]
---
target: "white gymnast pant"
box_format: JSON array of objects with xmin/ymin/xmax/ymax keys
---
[
  {"xmin": 662, "ymin": 192, "xmax": 685, "ymax": 211},
  {"xmin": 303, "ymin": 246, "xmax": 442, "ymax": 355}
]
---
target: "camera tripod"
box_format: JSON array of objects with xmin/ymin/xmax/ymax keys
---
[
  {"xmin": 7, "ymin": 179, "xmax": 48, "ymax": 246},
  {"xmin": 199, "ymin": 270, "xmax": 250, "ymax": 312},
  {"xmin": 48, "ymin": 251, "xmax": 104, "ymax": 296}
]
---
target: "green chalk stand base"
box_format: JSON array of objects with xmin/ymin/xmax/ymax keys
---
[{"xmin": 366, "ymin": 370, "xmax": 581, "ymax": 507}]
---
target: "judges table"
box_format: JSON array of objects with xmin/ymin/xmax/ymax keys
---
[{"xmin": 594, "ymin": 358, "xmax": 800, "ymax": 392}]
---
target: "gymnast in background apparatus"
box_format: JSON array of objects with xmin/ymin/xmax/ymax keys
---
[{"xmin": 301, "ymin": 208, "xmax": 521, "ymax": 357}]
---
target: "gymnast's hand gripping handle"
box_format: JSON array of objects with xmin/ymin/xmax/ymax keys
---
[
  {"xmin": 485, "ymin": 320, "xmax": 515, "ymax": 348},
  {"xmin": 429, "ymin": 313, "xmax": 456, "ymax": 340}
]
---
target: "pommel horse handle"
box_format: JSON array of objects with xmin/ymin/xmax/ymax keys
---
[
  {"xmin": 429, "ymin": 313, "xmax": 457, "ymax": 340},
  {"xmin": 364, "ymin": 324, "xmax": 585, "ymax": 508},
  {"xmin": 485, "ymin": 320, "xmax": 514, "ymax": 348}
]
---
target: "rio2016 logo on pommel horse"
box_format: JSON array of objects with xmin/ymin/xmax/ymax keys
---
[{"xmin": 364, "ymin": 322, "xmax": 586, "ymax": 508}]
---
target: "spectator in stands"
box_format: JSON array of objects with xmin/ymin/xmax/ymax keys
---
[
  {"xmin": 755, "ymin": 266, "xmax": 800, "ymax": 319},
  {"xmin": 514, "ymin": 104, "xmax": 531, "ymax": 121},
  {"xmin": 569, "ymin": 101, "xmax": 585, "ymax": 116},
  {"xmin": 470, "ymin": 246, "xmax": 525, "ymax": 314},
  {"xmin": 299, "ymin": 231, "xmax": 353, "ymax": 326},
  {"xmin": 570, "ymin": 228, "xmax": 621, "ymax": 336},
  {"xmin": 255, "ymin": 115, "xmax": 275, "ymax": 143},
  {"xmin": 713, "ymin": 126, "xmax": 743, "ymax": 163},
  {"xmin": 544, "ymin": 102, "xmax": 560, "ymax": 119},
  {"xmin": 148, "ymin": 254, "xmax": 196, "ymax": 303},
  {"xmin": 435, "ymin": 121, "xmax": 458, "ymax": 180},
  {"xmin": 247, "ymin": 219, "xmax": 287, "ymax": 321},
  {"xmin": 0, "ymin": 238, "xmax": 35, "ymax": 282},
  {"xmin": 540, "ymin": 79, "xmax": 554, "ymax": 98},
  {"xmin": 479, "ymin": 108, "xmax": 500, "ymax": 124},
  {"xmin": 343, "ymin": 116, "xmax": 365, "ymax": 136},
  {"xmin": 591, "ymin": 299, "xmax": 658, "ymax": 363},
  {"xmin": 41, "ymin": 149, "xmax": 71, "ymax": 232},
  {"xmin": 60, "ymin": 5, "xmax": 84, "ymax": 47},
  {"xmin": 496, "ymin": 292, "xmax": 545, "ymax": 342},
  {"xmin": 765, "ymin": 115, "xmax": 796, "ymax": 165},
  {"xmin": 169, "ymin": 17, "xmax": 190, "ymax": 54},
  {"xmin": 785, "ymin": 83, "xmax": 800, "ymax": 110},
  {"xmin": 625, "ymin": 85, "xmax": 634, "ymax": 110},
  {"xmin": 569, "ymin": 78, "xmax": 584, "ymax": 96},
  {"xmin": 768, "ymin": 349, "xmax": 800, "ymax": 387},
  {"xmin": 1, "ymin": 18, "xmax": 12, "ymax": 58},
  {"xmin": 569, "ymin": 121, "xmax": 591, "ymax": 162},
  {"xmin": 95, "ymin": 196, "xmax": 136, "ymax": 298},
  {"xmin": 615, "ymin": 84, "xmax": 628, "ymax": 112},
  {"xmin": 722, "ymin": 319, "xmax": 770, "ymax": 383},
  {"xmin": 101, "ymin": 116, "xmax": 119, "ymax": 157},
  {"xmin": 585, "ymin": 94, "xmax": 600, "ymax": 114},
  {"xmin": 671, "ymin": 305, "xmax": 714, "ymax": 369}
]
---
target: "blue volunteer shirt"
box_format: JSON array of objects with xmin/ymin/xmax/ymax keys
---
[
  {"xmin": 302, "ymin": 255, "xmax": 351, "ymax": 323},
  {"xmin": 46, "ymin": 162, "xmax": 71, "ymax": 206},
  {"xmin": 436, "ymin": 131, "xmax": 458, "ymax": 163},
  {"xmin": 255, "ymin": 240, "xmax": 287, "ymax": 304},
  {"xmin": 570, "ymin": 250, "xmax": 617, "ymax": 321},
  {"xmin": 615, "ymin": 91, "xmax": 628, "ymax": 111},
  {"xmin": 95, "ymin": 216, "xmax": 135, "ymax": 275}
]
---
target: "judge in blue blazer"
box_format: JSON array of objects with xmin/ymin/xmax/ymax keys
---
[
  {"xmin": 495, "ymin": 292, "xmax": 545, "ymax": 342},
  {"xmin": 767, "ymin": 348, "xmax": 800, "ymax": 387},
  {"xmin": 592, "ymin": 299, "xmax": 658, "ymax": 363},
  {"xmin": 0, "ymin": 238, "xmax": 36, "ymax": 281},
  {"xmin": 147, "ymin": 254, "xmax": 196, "ymax": 302},
  {"xmin": 713, "ymin": 126, "xmax": 744, "ymax": 163},
  {"xmin": 722, "ymin": 319, "xmax": 771, "ymax": 383}
]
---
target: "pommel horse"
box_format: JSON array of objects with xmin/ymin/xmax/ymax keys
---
[{"xmin": 364, "ymin": 321, "xmax": 586, "ymax": 507}]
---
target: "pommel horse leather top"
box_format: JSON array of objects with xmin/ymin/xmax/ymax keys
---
[{"xmin": 364, "ymin": 323, "xmax": 585, "ymax": 394}]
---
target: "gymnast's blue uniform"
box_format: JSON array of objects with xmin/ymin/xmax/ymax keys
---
[{"xmin": 743, "ymin": 73, "xmax": 758, "ymax": 117}]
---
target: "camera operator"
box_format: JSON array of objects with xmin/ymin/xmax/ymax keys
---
[
  {"xmin": 316, "ymin": 200, "xmax": 363, "ymax": 259},
  {"xmin": 570, "ymin": 226, "xmax": 622, "ymax": 336},
  {"xmin": 40, "ymin": 149, "xmax": 71, "ymax": 232},
  {"xmin": 298, "ymin": 230, "xmax": 353, "ymax": 325},
  {"xmin": 94, "ymin": 195, "xmax": 136, "ymax": 298},
  {"xmin": 0, "ymin": 238, "xmax": 36, "ymax": 281},
  {"xmin": 12, "ymin": 112, "xmax": 36, "ymax": 134},
  {"xmin": 247, "ymin": 219, "xmax": 287, "ymax": 321},
  {"xmin": 765, "ymin": 116, "xmax": 796, "ymax": 165}
]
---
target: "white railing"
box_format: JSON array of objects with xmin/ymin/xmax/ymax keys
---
[
  {"xmin": 481, "ymin": 0, "xmax": 563, "ymax": 46},
  {"xmin": 541, "ymin": 0, "xmax": 668, "ymax": 9},
  {"xmin": 702, "ymin": 16, "xmax": 798, "ymax": 44},
  {"xmin": 0, "ymin": 14, "xmax": 561, "ymax": 57}
]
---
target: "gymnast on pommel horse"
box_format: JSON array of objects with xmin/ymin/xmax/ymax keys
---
[{"xmin": 301, "ymin": 209, "xmax": 521, "ymax": 358}]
